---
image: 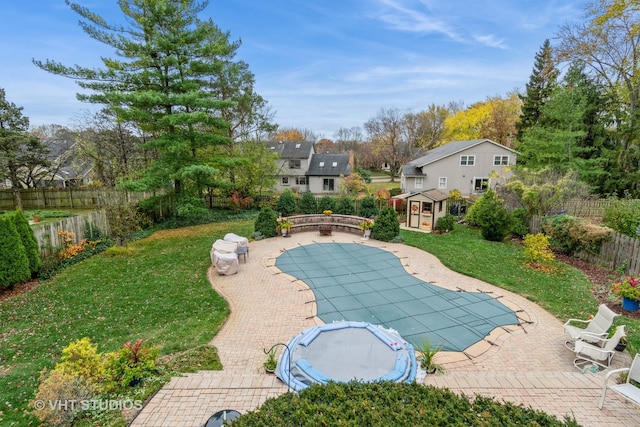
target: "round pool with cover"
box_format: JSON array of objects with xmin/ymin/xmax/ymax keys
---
[{"xmin": 276, "ymin": 321, "xmax": 417, "ymax": 392}]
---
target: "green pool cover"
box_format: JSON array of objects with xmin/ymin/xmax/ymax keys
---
[{"xmin": 275, "ymin": 243, "xmax": 519, "ymax": 351}]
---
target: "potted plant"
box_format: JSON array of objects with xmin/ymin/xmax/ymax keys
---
[
  {"xmin": 358, "ymin": 218, "xmax": 375, "ymax": 239},
  {"xmin": 263, "ymin": 348, "xmax": 277, "ymax": 373},
  {"xmin": 323, "ymin": 210, "xmax": 332, "ymax": 216},
  {"xmin": 611, "ymin": 277, "xmax": 640, "ymax": 312},
  {"xmin": 415, "ymin": 338, "xmax": 444, "ymax": 374},
  {"xmin": 277, "ymin": 218, "xmax": 293, "ymax": 237}
]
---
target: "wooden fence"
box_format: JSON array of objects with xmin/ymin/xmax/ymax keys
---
[
  {"xmin": 0, "ymin": 188, "xmax": 150, "ymax": 210},
  {"xmin": 573, "ymin": 232, "xmax": 640, "ymax": 276},
  {"xmin": 529, "ymin": 215, "xmax": 640, "ymax": 276},
  {"xmin": 31, "ymin": 210, "xmax": 111, "ymax": 258}
]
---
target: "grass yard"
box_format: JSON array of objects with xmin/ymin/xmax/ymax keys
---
[
  {"xmin": 0, "ymin": 220, "xmax": 254, "ymax": 426},
  {"xmin": 2, "ymin": 216, "xmax": 638, "ymax": 425},
  {"xmin": 402, "ymin": 225, "xmax": 640, "ymax": 351}
]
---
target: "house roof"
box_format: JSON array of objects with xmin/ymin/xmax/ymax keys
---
[
  {"xmin": 306, "ymin": 153, "xmax": 351, "ymax": 176},
  {"xmin": 409, "ymin": 139, "xmax": 518, "ymax": 168},
  {"xmin": 400, "ymin": 164, "xmax": 423, "ymax": 177},
  {"xmin": 396, "ymin": 188, "xmax": 449, "ymax": 201},
  {"xmin": 268, "ymin": 141, "xmax": 314, "ymax": 159}
]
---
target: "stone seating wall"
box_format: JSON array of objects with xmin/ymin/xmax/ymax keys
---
[{"xmin": 288, "ymin": 214, "xmax": 365, "ymax": 236}]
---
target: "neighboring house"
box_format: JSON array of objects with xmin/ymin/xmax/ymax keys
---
[
  {"xmin": 268, "ymin": 141, "xmax": 315, "ymax": 193},
  {"xmin": 36, "ymin": 139, "xmax": 94, "ymax": 188},
  {"xmin": 268, "ymin": 141, "xmax": 352, "ymax": 194},
  {"xmin": 306, "ymin": 152, "xmax": 351, "ymax": 193},
  {"xmin": 400, "ymin": 139, "xmax": 517, "ymax": 196}
]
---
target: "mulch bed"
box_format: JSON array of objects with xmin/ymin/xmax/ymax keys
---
[{"xmin": 554, "ymin": 253, "xmax": 640, "ymax": 321}]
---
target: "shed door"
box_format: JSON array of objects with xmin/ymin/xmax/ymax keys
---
[{"xmin": 409, "ymin": 200, "xmax": 420, "ymax": 228}]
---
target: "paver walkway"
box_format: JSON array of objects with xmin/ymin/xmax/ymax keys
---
[{"xmin": 131, "ymin": 232, "xmax": 640, "ymax": 427}]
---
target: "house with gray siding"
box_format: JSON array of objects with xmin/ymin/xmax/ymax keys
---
[
  {"xmin": 268, "ymin": 141, "xmax": 352, "ymax": 193},
  {"xmin": 400, "ymin": 139, "xmax": 518, "ymax": 196},
  {"xmin": 268, "ymin": 141, "xmax": 315, "ymax": 192}
]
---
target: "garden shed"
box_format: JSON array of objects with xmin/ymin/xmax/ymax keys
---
[{"xmin": 398, "ymin": 189, "xmax": 449, "ymax": 232}]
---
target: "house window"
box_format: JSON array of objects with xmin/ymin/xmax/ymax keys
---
[
  {"xmin": 289, "ymin": 159, "xmax": 301, "ymax": 169},
  {"xmin": 493, "ymin": 155, "xmax": 509, "ymax": 166},
  {"xmin": 422, "ymin": 202, "xmax": 432, "ymax": 213},
  {"xmin": 282, "ymin": 177, "xmax": 289, "ymax": 186},
  {"xmin": 323, "ymin": 178, "xmax": 334, "ymax": 191},
  {"xmin": 460, "ymin": 155, "xmax": 475, "ymax": 166},
  {"xmin": 438, "ymin": 201, "xmax": 443, "ymax": 212},
  {"xmin": 438, "ymin": 177, "xmax": 447, "ymax": 189},
  {"xmin": 295, "ymin": 143, "xmax": 301, "ymax": 148},
  {"xmin": 319, "ymin": 162, "xmax": 325, "ymax": 168},
  {"xmin": 332, "ymin": 162, "xmax": 338, "ymax": 167},
  {"xmin": 415, "ymin": 177, "xmax": 423, "ymax": 189},
  {"xmin": 296, "ymin": 176, "xmax": 307, "ymax": 185},
  {"xmin": 473, "ymin": 177, "xmax": 489, "ymax": 192}
]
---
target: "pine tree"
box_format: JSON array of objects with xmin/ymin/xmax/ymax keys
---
[
  {"xmin": 516, "ymin": 40, "xmax": 560, "ymax": 140},
  {"xmin": 0, "ymin": 217, "xmax": 30, "ymax": 289},
  {"xmin": 34, "ymin": 1, "xmax": 248, "ymax": 203}
]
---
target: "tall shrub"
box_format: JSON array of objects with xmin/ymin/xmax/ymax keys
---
[
  {"xmin": 469, "ymin": 189, "xmax": 512, "ymax": 242},
  {"xmin": 372, "ymin": 206, "xmax": 400, "ymax": 242},
  {"xmin": 299, "ymin": 191, "xmax": 318, "ymax": 214},
  {"xmin": 335, "ymin": 196, "xmax": 355, "ymax": 215},
  {"xmin": 317, "ymin": 196, "xmax": 336, "ymax": 213},
  {"xmin": 358, "ymin": 196, "xmax": 378, "ymax": 218},
  {"xmin": 254, "ymin": 207, "xmax": 278, "ymax": 238},
  {"xmin": 602, "ymin": 196, "xmax": 640, "ymax": 238},
  {"xmin": 276, "ymin": 189, "xmax": 297, "ymax": 216},
  {"xmin": 0, "ymin": 216, "xmax": 30, "ymax": 288},
  {"xmin": 11, "ymin": 210, "xmax": 41, "ymax": 275}
]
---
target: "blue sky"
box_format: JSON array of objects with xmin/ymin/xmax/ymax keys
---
[{"xmin": 0, "ymin": 0, "xmax": 585, "ymax": 139}]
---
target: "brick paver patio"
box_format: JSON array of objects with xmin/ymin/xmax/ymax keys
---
[{"xmin": 131, "ymin": 231, "xmax": 640, "ymax": 427}]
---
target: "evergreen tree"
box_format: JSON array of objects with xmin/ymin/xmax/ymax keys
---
[
  {"xmin": 254, "ymin": 207, "xmax": 278, "ymax": 238},
  {"xmin": 0, "ymin": 217, "xmax": 30, "ymax": 289},
  {"xmin": 516, "ymin": 40, "xmax": 559, "ymax": 141},
  {"xmin": 299, "ymin": 191, "xmax": 318, "ymax": 214},
  {"xmin": 276, "ymin": 189, "xmax": 297, "ymax": 216},
  {"xmin": 358, "ymin": 196, "xmax": 378, "ymax": 218},
  {"xmin": 317, "ymin": 196, "xmax": 336, "ymax": 213},
  {"xmin": 372, "ymin": 206, "xmax": 400, "ymax": 242},
  {"xmin": 335, "ymin": 196, "xmax": 355, "ymax": 215},
  {"xmin": 10, "ymin": 210, "xmax": 40, "ymax": 275},
  {"xmin": 34, "ymin": 1, "xmax": 251, "ymax": 205}
]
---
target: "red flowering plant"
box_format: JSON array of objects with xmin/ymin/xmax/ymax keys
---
[{"xmin": 611, "ymin": 277, "xmax": 640, "ymax": 301}]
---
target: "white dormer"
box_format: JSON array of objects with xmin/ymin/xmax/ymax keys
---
[
  {"xmin": 332, "ymin": 162, "xmax": 337, "ymax": 167},
  {"xmin": 319, "ymin": 162, "xmax": 325, "ymax": 167}
]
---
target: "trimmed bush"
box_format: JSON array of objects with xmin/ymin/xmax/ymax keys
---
[
  {"xmin": 317, "ymin": 196, "xmax": 336, "ymax": 213},
  {"xmin": 542, "ymin": 214, "xmax": 612, "ymax": 255},
  {"xmin": 467, "ymin": 189, "xmax": 512, "ymax": 242},
  {"xmin": 358, "ymin": 196, "xmax": 378, "ymax": 218},
  {"xmin": 276, "ymin": 189, "xmax": 297, "ymax": 216},
  {"xmin": 11, "ymin": 210, "xmax": 41, "ymax": 275},
  {"xmin": 255, "ymin": 207, "xmax": 278, "ymax": 238},
  {"xmin": 372, "ymin": 206, "xmax": 400, "ymax": 242},
  {"xmin": 0, "ymin": 216, "xmax": 30, "ymax": 289},
  {"xmin": 232, "ymin": 381, "xmax": 579, "ymax": 426},
  {"xmin": 511, "ymin": 208, "xmax": 530, "ymax": 237},
  {"xmin": 298, "ymin": 191, "xmax": 318, "ymax": 214},
  {"xmin": 335, "ymin": 196, "xmax": 355, "ymax": 215},
  {"xmin": 434, "ymin": 214, "xmax": 456, "ymax": 233}
]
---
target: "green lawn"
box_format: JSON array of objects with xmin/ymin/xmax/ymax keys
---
[
  {"xmin": 1, "ymin": 219, "xmax": 637, "ymax": 425},
  {"xmin": 0, "ymin": 220, "xmax": 253, "ymax": 426}
]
